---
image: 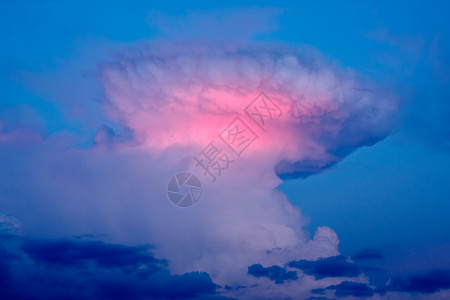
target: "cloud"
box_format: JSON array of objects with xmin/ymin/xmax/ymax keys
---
[
  {"xmin": 352, "ymin": 248, "xmax": 383, "ymax": 261},
  {"xmin": 1, "ymin": 236, "xmax": 220, "ymax": 300},
  {"xmin": 247, "ymin": 264, "xmax": 298, "ymax": 284},
  {"xmin": 0, "ymin": 108, "xmax": 43, "ymax": 145},
  {"xmin": 0, "ymin": 244, "xmax": 17, "ymax": 292},
  {"xmin": 388, "ymin": 269, "xmax": 450, "ymax": 294},
  {"xmin": 288, "ymin": 255, "xmax": 361, "ymax": 280},
  {"xmin": 99, "ymin": 42, "xmax": 398, "ymax": 178},
  {"xmin": 326, "ymin": 281, "xmax": 375, "ymax": 298},
  {"xmin": 98, "ymin": 42, "xmax": 398, "ymax": 180},
  {"xmin": 314, "ymin": 269, "xmax": 450, "ymax": 298},
  {"xmin": 311, "ymin": 288, "xmax": 326, "ymax": 294},
  {"xmin": 21, "ymin": 239, "xmax": 165, "ymax": 269},
  {"xmin": 317, "ymin": 269, "xmax": 450, "ymax": 298},
  {"xmin": 0, "ymin": 213, "xmax": 22, "ymax": 237},
  {"xmin": 93, "ymin": 125, "xmax": 134, "ymax": 149}
]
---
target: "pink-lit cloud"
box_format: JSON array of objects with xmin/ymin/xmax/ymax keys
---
[
  {"xmin": 88, "ymin": 42, "xmax": 400, "ymax": 298},
  {"xmin": 98, "ymin": 42, "xmax": 398, "ymax": 176}
]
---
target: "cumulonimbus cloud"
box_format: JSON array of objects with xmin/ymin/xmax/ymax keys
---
[
  {"xmin": 98, "ymin": 41, "xmax": 399, "ymax": 178},
  {"xmin": 90, "ymin": 41, "xmax": 400, "ymax": 298}
]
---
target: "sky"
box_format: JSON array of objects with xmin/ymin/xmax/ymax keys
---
[{"xmin": 1, "ymin": 1, "xmax": 450, "ymax": 299}]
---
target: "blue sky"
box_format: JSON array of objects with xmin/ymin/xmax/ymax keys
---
[{"xmin": 1, "ymin": 1, "xmax": 450, "ymax": 299}]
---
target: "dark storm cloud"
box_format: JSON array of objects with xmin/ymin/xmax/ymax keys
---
[
  {"xmin": 275, "ymin": 160, "xmax": 337, "ymax": 180},
  {"xmin": 0, "ymin": 244, "xmax": 17, "ymax": 291},
  {"xmin": 352, "ymin": 248, "xmax": 383, "ymax": 261},
  {"xmin": 22, "ymin": 238, "xmax": 165, "ymax": 269},
  {"xmin": 326, "ymin": 281, "xmax": 375, "ymax": 298},
  {"xmin": 0, "ymin": 237, "xmax": 219, "ymax": 300},
  {"xmin": 320, "ymin": 269, "xmax": 450, "ymax": 297},
  {"xmin": 248, "ymin": 264, "xmax": 298, "ymax": 284},
  {"xmin": 95, "ymin": 270, "xmax": 218, "ymax": 300},
  {"xmin": 311, "ymin": 288, "xmax": 326, "ymax": 294},
  {"xmin": 388, "ymin": 269, "xmax": 450, "ymax": 294},
  {"xmin": 288, "ymin": 255, "xmax": 361, "ymax": 279}
]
